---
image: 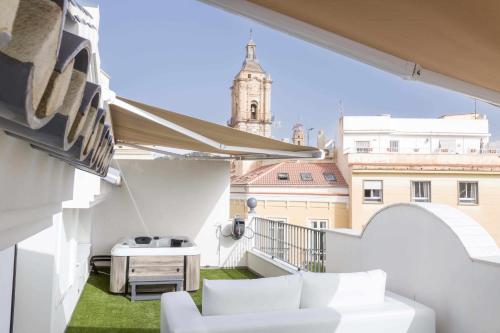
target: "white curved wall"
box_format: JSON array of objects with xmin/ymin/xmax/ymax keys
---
[{"xmin": 326, "ymin": 203, "xmax": 500, "ymax": 333}]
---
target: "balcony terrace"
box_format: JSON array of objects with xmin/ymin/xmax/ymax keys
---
[{"xmin": 2, "ymin": 0, "xmax": 500, "ymax": 333}]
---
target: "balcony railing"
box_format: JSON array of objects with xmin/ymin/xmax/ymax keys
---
[
  {"xmin": 253, "ymin": 217, "xmax": 326, "ymax": 272},
  {"xmin": 344, "ymin": 147, "xmax": 500, "ymax": 155}
]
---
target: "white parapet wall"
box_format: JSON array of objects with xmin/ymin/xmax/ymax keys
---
[
  {"xmin": 326, "ymin": 202, "xmax": 500, "ymax": 333},
  {"xmin": 247, "ymin": 249, "xmax": 297, "ymax": 277}
]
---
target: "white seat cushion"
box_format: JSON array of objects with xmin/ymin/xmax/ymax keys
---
[
  {"xmin": 300, "ymin": 269, "xmax": 386, "ymax": 309},
  {"xmin": 202, "ymin": 274, "xmax": 302, "ymax": 316}
]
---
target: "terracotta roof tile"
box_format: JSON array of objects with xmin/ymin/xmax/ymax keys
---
[{"xmin": 232, "ymin": 162, "xmax": 347, "ymax": 187}]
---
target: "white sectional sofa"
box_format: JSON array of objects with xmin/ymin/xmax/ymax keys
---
[{"xmin": 161, "ymin": 270, "xmax": 435, "ymax": 333}]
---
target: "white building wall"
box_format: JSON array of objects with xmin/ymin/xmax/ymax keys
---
[
  {"xmin": 0, "ymin": 132, "xmax": 74, "ymax": 250},
  {"xmin": 0, "ymin": 130, "xmax": 102, "ymax": 333},
  {"xmin": 0, "ymin": 246, "xmax": 15, "ymax": 333},
  {"xmin": 340, "ymin": 115, "xmax": 490, "ymax": 154},
  {"xmin": 90, "ymin": 159, "xmax": 247, "ymax": 268},
  {"xmin": 11, "ymin": 178, "xmax": 100, "ymax": 333},
  {"xmin": 0, "ymin": 3, "xmax": 112, "ymax": 333},
  {"xmin": 326, "ymin": 203, "xmax": 500, "ymax": 333}
]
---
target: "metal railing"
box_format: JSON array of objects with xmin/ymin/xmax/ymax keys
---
[
  {"xmin": 344, "ymin": 146, "xmax": 500, "ymax": 155},
  {"xmin": 253, "ymin": 217, "xmax": 326, "ymax": 272}
]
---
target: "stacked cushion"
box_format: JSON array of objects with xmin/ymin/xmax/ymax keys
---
[
  {"xmin": 202, "ymin": 269, "xmax": 386, "ymax": 316},
  {"xmin": 202, "ymin": 274, "xmax": 302, "ymax": 316},
  {"xmin": 300, "ymin": 269, "xmax": 387, "ymax": 309}
]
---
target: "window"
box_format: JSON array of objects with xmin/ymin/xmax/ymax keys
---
[
  {"xmin": 363, "ymin": 180, "xmax": 383, "ymax": 203},
  {"xmin": 389, "ymin": 140, "xmax": 399, "ymax": 152},
  {"xmin": 439, "ymin": 139, "xmax": 456, "ymax": 153},
  {"xmin": 310, "ymin": 219, "xmax": 328, "ymax": 230},
  {"xmin": 323, "ymin": 172, "xmax": 337, "ymax": 181},
  {"xmin": 300, "ymin": 172, "xmax": 313, "ymax": 181},
  {"xmin": 310, "ymin": 219, "xmax": 328, "ymax": 261},
  {"xmin": 277, "ymin": 172, "xmax": 289, "ymax": 180},
  {"xmin": 248, "ymin": 74, "xmax": 251, "ymax": 78},
  {"xmin": 250, "ymin": 102, "xmax": 258, "ymax": 120},
  {"xmin": 458, "ymin": 182, "xmax": 478, "ymax": 205},
  {"xmin": 355, "ymin": 140, "xmax": 371, "ymax": 153},
  {"xmin": 411, "ymin": 181, "xmax": 431, "ymax": 202}
]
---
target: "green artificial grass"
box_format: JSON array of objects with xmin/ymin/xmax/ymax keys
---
[{"xmin": 67, "ymin": 268, "xmax": 258, "ymax": 333}]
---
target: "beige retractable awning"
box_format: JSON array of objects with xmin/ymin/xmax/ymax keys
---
[
  {"xmin": 204, "ymin": 0, "xmax": 500, "ymax": 105},
  {"xmin": 109, "ymin": 97, "xmax": 323, "ymax": 159}
]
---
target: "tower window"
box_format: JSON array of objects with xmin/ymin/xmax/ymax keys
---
[
  {"xmin": 248, "ymin": 74, "xmax": 251, "ymax": 78},
  {"xmin": 250, "ymin": 102, "xmax": 258, "ymax": 120}
]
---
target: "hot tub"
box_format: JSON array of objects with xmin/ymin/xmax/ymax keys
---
[{"xmin": 110, "ymin": 236, "xmax": 201, "ymax": 294}]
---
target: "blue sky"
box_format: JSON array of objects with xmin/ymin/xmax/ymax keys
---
[{"xmin": 95, "ymin": 0, "xmax": 500, "ymax": 144}]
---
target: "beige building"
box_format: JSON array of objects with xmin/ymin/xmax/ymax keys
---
[
  {"xmin": 337, "ymin": 114, "xmax": 500, "ymax": 245},
  {"xmin": 230, "ymin": 161, "xmax": 349, "ymax": 230}
]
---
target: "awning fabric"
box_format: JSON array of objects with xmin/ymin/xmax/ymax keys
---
[
  {"xmin": 203, "ymin": 0, "xmax": 500, "ymax": 105},
  {"xmin": 109, "ymin": 97, "xmax": 323, "ymax": 159}
]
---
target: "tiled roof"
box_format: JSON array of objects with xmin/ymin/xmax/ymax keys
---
[{"xmin": 232, "ymin": 162, "xmax": 347, "ymax": 187}]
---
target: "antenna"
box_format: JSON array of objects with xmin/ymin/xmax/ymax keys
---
[
  {"xmin": 307, "ymin": 127, "xmax": 315, "ymax": 146},
  {"xmin": 338, "ymin": 99, "xmax": 344, "ymax": 117},
  {"xmin": 249, "ymin": 28, "xmax": 253, "ymax": 40},
  {"xmin": 474, "ymin": 98, "xmax": 477, "ymax": 118}
]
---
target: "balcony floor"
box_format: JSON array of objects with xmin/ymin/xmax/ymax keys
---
[{"xmin": 67, "ymin": 267, "xmax": 258, "ymax": 333}]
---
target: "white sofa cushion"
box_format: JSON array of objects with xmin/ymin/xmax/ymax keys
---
[
  {"xmin": 300, "ymin": 270, "xmax": 386, "ymax": 309},
  {"xmin": 202, "ymin": 274, "xmax": 302, "ymax": 316}
]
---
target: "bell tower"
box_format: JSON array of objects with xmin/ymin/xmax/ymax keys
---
[
  {"xmin": 228, "ymin": 33, "xmax": 273, "ymax": 137},
  {"xmin": 292, "ymin": 123, "xmax": 305, "ymax": 146}
]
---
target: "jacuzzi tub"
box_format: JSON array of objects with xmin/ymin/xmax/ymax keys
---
[
  {"xmin": 111, "ymin": 236, "xmax": 201, "ymax": 256},
  {"xmin": 110, "ymin": 236, "xmax": 201, "ymax": 294}
]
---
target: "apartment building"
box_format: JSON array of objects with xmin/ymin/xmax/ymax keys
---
[{"xmin": 336, "ymin": 113, "xmax": 500, "ymax": 245}]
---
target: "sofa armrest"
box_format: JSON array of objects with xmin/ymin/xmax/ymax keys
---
[{"xmin": 161, "ymin": 291, "xmax": 206, "ymax": 333}]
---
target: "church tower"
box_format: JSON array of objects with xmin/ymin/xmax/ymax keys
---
[
  {"xmin": 228, "ymin": 34, "xmax": 273, "ymax": 137},
  {"xmin": 292, "ymin": 123, "xmax": 305, "ymax": 146}
]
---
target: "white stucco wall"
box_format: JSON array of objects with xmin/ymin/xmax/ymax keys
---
[
  {"xmin": 326, "ymin": 203, "xmax": 500, "ymax": 333},
  {"xmin": 0, "ymin": 246, "xmax": 15, "ymax": 333},
  {"xmin": 12, "ymin": 192, "xmax": 99, "ymax": 333},
  {"xmin": 247, "ymin": 250, "xmax": 296, "ymax": 277},
  {"xmin": 0, "ymin": 132, "xmax": 74, "ymax": 250},
  {"xmin": 90, "ymin": 159, "xmax": 246, "ymax": 267},
  {"xmin": 0, "ymin": 131, "xmax": 103, "ymax": 333}
]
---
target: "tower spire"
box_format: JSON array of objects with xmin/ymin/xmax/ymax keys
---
[{"xmin": 246, "ymin": 29, "xmax": 256, "ymax": 61}]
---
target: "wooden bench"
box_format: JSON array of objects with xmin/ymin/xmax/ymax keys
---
[{"xmin": 129, "ymin": 275, "xmax": 184, "ymax": 302}]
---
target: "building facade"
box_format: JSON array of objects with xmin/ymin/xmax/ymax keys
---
[
  {"xmin": 230, "ymin": 162, "xmax": 349, "ymax": 230},
  {"xmin": 338, "ymin": 113, "xmax": 490, "ymax": 156},
  {"xmin": 336, "ymin": 114, "xmax": 500, "ymax": 245},
  {"xmin": 228, "ymin": 37, "xmax": 273, "ymax": 137}
]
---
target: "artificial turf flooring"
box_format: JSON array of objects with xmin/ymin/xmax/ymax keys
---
[{"xmin": 67, "ymin": 268, "xmax": 258, "ymax": 333}]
